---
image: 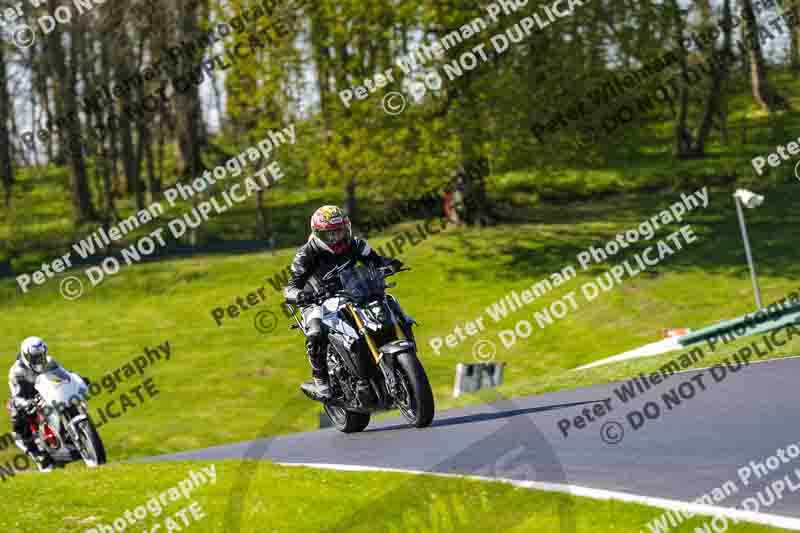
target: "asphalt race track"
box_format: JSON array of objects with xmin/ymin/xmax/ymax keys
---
[{"xmin": 140, "ymin": 357, "xmax": 800, "ymax": 518}]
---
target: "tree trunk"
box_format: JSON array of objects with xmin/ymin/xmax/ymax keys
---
[
  {"xmin": 669, "ymin": 0, "xmax": 695, "ymax": 159},
  {"xmin": 45, "ymin": 4, "xmax": 96, "ymax": 222},
  {"xmin": 792, "ymin": 3, "xmax": 800, "ymax": 76},
  {"xmin": 458, "ymin": 150, "xmax": 492, "ymax": 226},
  {"xmin": 112, "ymin": 37, "xmax": 145, "ymax": 208},
  {"xmin": 718, "ymin": 0, "xmax": 734, "ymax": 145},
  {"xmin": 455, "ymin": 77, "xmax": 492, "ymax": 225},
  {"xmin": 741, "ymin": 0, "xmax": 790, "ymax": 112},
  {"xmin": 174, "ymin": 0, "xmax": 207, "ymax": 179},
  {"xmin": 691, "ymin": 1, "xmax": 730, "ymax": 156},
  {"xmin": 96, "ymin": 43, "xmax": 116, "ymax": 221},
  {"xmin": 459, "ymin": 66, "xmax": 492, "ymax": 224},
  {"xmin": 158, "ymin": 116, "xmax": 166, "ymax": 193},
  {"xmin": 0, "ymin": 44, "xmax": 14, "ymax": 206},
  {"xmin": 145, "ymin": 122, "xmax": 160, "ymax": 202},
  {"xmin": 136, "ymin": 119, "xmax": 149, "ymax": 206},
  {"xmin": 109, "ymin": 102, "xmax": 120, "ymax": 223},
  {"xmin": 119, "ymin": 112, "xmax": 143, "ymax": 208},
  {"xmin": 102, "ymin": 143, "xmax": 115, "ymax": 219}
]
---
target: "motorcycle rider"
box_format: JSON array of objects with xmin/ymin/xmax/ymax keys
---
[
  {"xmin": 284, "ymin": 206, "xmax": 402, "ymax": 399},
  {"xmin": 7, "ymin": 336, "xmax": 81, "ymax": 471}
]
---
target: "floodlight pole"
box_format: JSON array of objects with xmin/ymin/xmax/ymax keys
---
[{"xmin": 734, "ymin": 196, "xmax": 763, "ymax": 310}]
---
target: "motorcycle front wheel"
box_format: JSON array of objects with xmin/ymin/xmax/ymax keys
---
[
  {"xmin": 395, "ymin": 352, "xmax": 435, "ymax": 428},
  {"xmin": 76, "ymin": 418, "xmax": 107, "ymax": 467}
]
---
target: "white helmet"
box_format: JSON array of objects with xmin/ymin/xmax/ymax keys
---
[{"xmin": 20, "ymin": 336, "xmax": 48, "ymax": 373}]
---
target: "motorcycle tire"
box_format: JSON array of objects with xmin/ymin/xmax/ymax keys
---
[
  {"xmin": 395, "ymin": 352, "xmax": 435, "ymax": 428},
  {"xmin": 77, "ymin": 418, "xmax": 107, "ymax": 466},
  {"xmin": 323, "ymin": 404, "xmax": 371, "ymax": 433}
]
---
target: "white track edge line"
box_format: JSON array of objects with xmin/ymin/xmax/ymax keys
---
[
  {"xmin": 574, "ymin": 338, "xmax": 684, "ymax": 371},
  {"xmin": 277, "ymin": 462, "xmax": 800, "ymax": 530},
  {"xmin": 577, "ymin": 354, "xmax": 800, "ymax": 380}
]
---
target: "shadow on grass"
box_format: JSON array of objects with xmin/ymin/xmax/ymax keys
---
[{"xmin": 444, "ymin": 183, "xmax": 800, "ymax": 284}]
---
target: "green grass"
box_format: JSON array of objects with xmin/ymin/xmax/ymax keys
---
[
  {"xmin": 0, "ymin": 461, "xmax": 789, "ymax": 532},
  {"xmin": 5, "ymin": 181, "xmax": 799, "ymax": 531},
  {"xmin": 4, "ymin": 64, "xmax": 800, "ymax": 532},
  {"xmin": 2, "ymin": 180, "xmax": 800, "ymax": 465}
]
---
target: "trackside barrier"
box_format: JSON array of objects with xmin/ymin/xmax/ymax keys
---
[
  {"xmin": 679, "ymin": 300, "xmax": 800, "ymax": 347},
  {"xmin": 453, "ymin": 362, "xmax": 505, "ymax": 398}
]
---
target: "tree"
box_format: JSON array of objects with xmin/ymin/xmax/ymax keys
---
[
  {"xmin": 789, "ymin": 0, "xmax": 800, "ymax": 76},
  {"xmin": 173, "ymin": 0, "xmax": 208, "ymax": 179},
  {"xmin": 667, "ymin": 0, "xmax": 729, "ymax": 158},
  {"xmin": 44, "ymin": 0, "xmax": 97, "ymax": 222},
  {"xmin": 0, "ymin": 42, "xmax": 13, "ymax": 206},
  {"xmin": 740, "ymin": 0, "xmax": 790, "ymax": 112}
]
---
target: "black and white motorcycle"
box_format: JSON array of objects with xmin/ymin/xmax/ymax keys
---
[
  {"xmin": 288, "ymin": 261, "xmax": 435, "ymax": 433},
  {"xmin": 13, "ymin": 367, "xmax": 107, "ymax": 468}
]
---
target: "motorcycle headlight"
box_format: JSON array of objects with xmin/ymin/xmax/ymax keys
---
[
  {"xmin": 363, "ymin": 311, "xmax": 389, "ymax": 332},
  {"xmin": 363, "ymin": 316, "xmax": 382, "ymax": 332},
  {"xmin": 368, "ymin": 303, "xmax": 387, "ymax": 321}
]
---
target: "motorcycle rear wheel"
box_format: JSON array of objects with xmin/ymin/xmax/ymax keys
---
[{"xmin": 323, "ymin": 404, "xmax": 371, "ymax": 433}]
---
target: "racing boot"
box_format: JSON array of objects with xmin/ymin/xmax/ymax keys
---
[
  {"xmin": 30, "ymin": 450, "xmax": 55, "ymax": 472},
  {"xmin": 13, "ymin": 432, "xmax": 53, "ymax": 472},
  {"xmin": 301, "ymin": 376, "xmax": 331, "ymax": 401},
  {"xmin": 301, "ymin": 338, "xmax": 331, "ymax": 401}
]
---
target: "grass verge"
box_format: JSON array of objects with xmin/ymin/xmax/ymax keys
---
[{"xmin": 0, "ymin": 461, "xmax": 791, "ymax": 533}]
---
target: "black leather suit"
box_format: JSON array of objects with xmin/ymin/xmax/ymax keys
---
[{"xmin": 283, "ymin": 236, "xmax": 390, "ymax": 381}]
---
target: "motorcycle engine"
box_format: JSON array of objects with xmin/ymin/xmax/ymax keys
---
[
  {"xmin": 327, "ymin": 348, "xmax": 375, "ymax": 408},
  {"xmin": 327, "ymin": 349, "xmax": 354, "ymax": 401}
]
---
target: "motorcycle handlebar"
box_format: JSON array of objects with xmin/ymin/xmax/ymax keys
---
[
  {"xmin": 287, "ymin": 266, "xmax": 410, "ymax": 307},
  {"xmin": 378, "ymin": 265, "xmax": 410, "ymax": 276}
]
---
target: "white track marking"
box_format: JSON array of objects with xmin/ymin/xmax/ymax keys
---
[
  {"xmin": 278, "ymin": 462, "xmax": 800, "ymax": 530},
  {"xmin": 574, "ymin": 337, "xmax": 683, "ymax": 370}
]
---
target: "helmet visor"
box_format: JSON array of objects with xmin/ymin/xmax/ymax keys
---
[
  {"xmin": 314, "ymin": 227, "xmax": 347, "ymax": 246},
  {"xmin": 28, "ymin": 352, "xmax": 46, "ymax": 372}
]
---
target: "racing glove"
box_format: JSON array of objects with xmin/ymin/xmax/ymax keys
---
[
  {"xmin": 385, "ymin": 258, "xmax": 404, "ymax": 273},
  {"xmin": 292, "ymin": 290, "xmax": 315, "ymax": 306},
  {"xmin": 20, "ymin": 399, "xmax": 38, "ymax": 416}
]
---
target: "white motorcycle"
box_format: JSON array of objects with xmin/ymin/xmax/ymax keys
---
[{"xmin": 27, "ymin": 367, "xmax": 106, "ymax": 468}]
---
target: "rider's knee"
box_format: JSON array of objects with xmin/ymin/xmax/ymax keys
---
[
  {"xmin": 11, "ymin": 426, "xmax": 30, "ymax": 442},
  {"xmin": 9, "ymin": 411, "xmax": 25, "ymax": 427},
  {"xmin": 306, "ymin": 318, "xmax": 323, "ymax": 340}
]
